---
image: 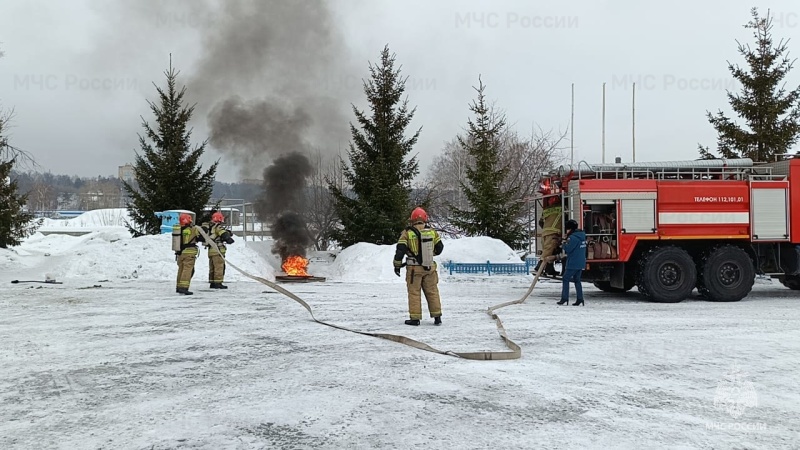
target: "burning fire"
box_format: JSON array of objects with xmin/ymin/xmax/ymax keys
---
[{"xmin": 282, "ymin": 255, "xmax": 310, "ymax": 276}]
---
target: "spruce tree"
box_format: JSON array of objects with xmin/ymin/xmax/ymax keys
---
[
  {"xmin": 699, "ymin": 8, "xmax": 800, "ymax": 161},
  {"xmin": 450, "ymin": 77, "xmax": 526, "ymax": 249},
  {"xmin": 123, "ymin": 60, "xmax": 218, "ymax": 236},
  {"xmin": 0, "ymin": 158, "xmax": 39, "ymax": 248},
  {"xmin": 328, "ymin": 45, "xmax": 421, "ymax": 246}
]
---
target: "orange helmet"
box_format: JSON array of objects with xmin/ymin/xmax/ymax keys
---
[
  {"xmin": 179, "ymin": 213, "xmax": 193, "ymax": 226},
  {"xmin": 410, "ymin": 207, "xmax": 428, "ymax": 223},
  {"xmin": 211, "ymin": 212, "xmax": 224, "ymax": 223},
  {"xmin": 538, "ymin": 178, "xmax": 551, "ymax": 194}
]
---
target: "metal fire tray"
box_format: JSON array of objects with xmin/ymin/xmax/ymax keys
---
[{"xmin": 275, "ymin": 275, "xmax": 327, "ymax": 283}]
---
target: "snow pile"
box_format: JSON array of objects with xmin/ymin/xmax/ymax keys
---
[
  {"xmin": 6, "ymin": 212, "xmax": 522, "ymax": 284},
  {"xmin": 39, "ymin": 208, "xmax": 132, "ymax": 229},
  {"xmin": 438, "ymin": 236, "xmax": 521, "ymax": 263},
  {"xmin": 6, "ymin": 230, "xmax": 273, "ymax": 283},
  {"xmin": 312, "ymin": 236, "xmax": 522, "ymax": 283}
]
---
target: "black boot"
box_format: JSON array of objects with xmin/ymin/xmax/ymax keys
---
[
  {"xmin": 434, "ymin": 316, "xmax": 442, "ymax": 326},
  {"xmin": 404, "ymin": 319, "xmax": 420, "ymax": 326},
  {"xmin": 572, "ymin": 299, "xmax": 584, "ymax": 306},
  {"xmin": 217, "ymin": 283, "xmax": 228, "ymax": 289},
  {"xmin": 177, "ymin": 287, "xmax": 193, "ymax": 295},
  {"xmin": 557, "ymin": 299, "xmax": 568, "ymax": 305}
]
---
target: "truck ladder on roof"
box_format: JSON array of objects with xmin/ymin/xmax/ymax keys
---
[{"xmin": 552, "ymin": 158, "xmax": 779, "ymax": 182}]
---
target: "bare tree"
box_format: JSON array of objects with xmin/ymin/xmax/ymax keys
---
[
  {"xmin": 78, "ymin": 179, "xmax": 122, "ymax": 210},
  {"xmin": 424, "ymin": 125, "xmax": 568, "ymax": 238},
  {"xmin": 30, "ymin": 182, "xmax": 58, "ymax": 212},
  {"xmin": 1, "ymin": 45, "xmax": 36, "ymax": 168},
  {"xmin": 306, "ymin": 150, "xmax": 344, "ymax": 251}
]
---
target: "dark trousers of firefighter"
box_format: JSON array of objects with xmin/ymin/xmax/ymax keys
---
[
  {"xmin": 406, "ymin": 265, "xmax": 442, "ymax": 320},
  {"xmin": 176, "ymin": 253, "xmax": 197, "ymax": 289},
  {"xmin": 209, "ymin": 249, "xmax": 226, "ymax": 284}
]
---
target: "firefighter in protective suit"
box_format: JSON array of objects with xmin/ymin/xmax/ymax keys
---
[
  {"xmin": 175, "ymin": 213, "xmax": 202, "ymax": 295},
  {"xmin": 534, "ymin": 181, "xmax": 562, "ymax": 276},
  {"xmin": 200, "ymin": 211, "xmax": 235, "ymax": 289},
  {"xmin": 393, "ymin": 207, "xmax": 444, "ymax": 326}
]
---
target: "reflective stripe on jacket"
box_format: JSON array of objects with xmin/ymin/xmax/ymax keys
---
[
  {"xmin": 180, "ymin": 226, "xmax": 200, "ymax": 256},
  {"xmin": 394, "ymin": 226, "xmax": 443, "ymax": 268},
  {"xmin": 206, "ymin": 223, "xmax": 229, "ymax": 256},
  {"xmin": 542, "ymin": 206, "xmax": 562, "ymax": 235}
]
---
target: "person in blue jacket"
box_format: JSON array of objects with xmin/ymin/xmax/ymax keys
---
[{"xmin": 557, "ymin": 219, "xmax": 587, "ymax": 306}]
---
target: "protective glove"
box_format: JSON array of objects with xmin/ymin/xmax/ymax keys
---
[
  {"xmin": 225, "ymin": 237, "xmax": 235, "ymax": 245},
  {"xmin": 394, "ymin": 266, "xmax": 401, "ymax": 277}
]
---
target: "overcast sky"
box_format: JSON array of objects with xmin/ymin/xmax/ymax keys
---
[{"xmin": 2, "ymin": 0, "xmax": 799, "ymax": 183}]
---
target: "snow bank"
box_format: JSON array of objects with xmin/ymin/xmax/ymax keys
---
[
  {"xmin": 310, "ymin": 236, "xmax": 522, "ymax": 283},
  {"xmin": 313, "ymin": 242, "xmax": 401, "ymax": 283},
  {"xmin": 39, "ymin": 208, "xmax": 131, "ymax": 229},
  {"xmin": 10, "ymin": 230, "xmax": 274, "ymax": 283},
  {"xmin": 11, "ymin": 212, "xmax": 522, "ymax": 284},
  {"xmin": 438, "ymin": 236, "xmax": 521, "ymax": 263}
]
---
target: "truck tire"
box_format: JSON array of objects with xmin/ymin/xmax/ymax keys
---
[
  {"xmin": 637, "ymin": 246, "xmax": 696, "ymax": 303},
  {"xmin": 593, "ymin": 280, "xmax": 635, "ymax": 293},
  {"xmin": 697, "ymin": 245, "xmax": 754, "ymax": 302},
  {"xmin": 780, "ymin": 275, "xmax": 800, "ymax": 290}
]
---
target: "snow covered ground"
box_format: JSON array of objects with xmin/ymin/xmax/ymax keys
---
[{"xmin": 2, "ymin": 210, "xmax": 799, "ymax": 449}]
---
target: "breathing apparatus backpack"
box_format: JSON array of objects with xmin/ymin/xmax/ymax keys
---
[{"xmin": 171, "ymin": 224, "xmax": 182, "ymax": 252}]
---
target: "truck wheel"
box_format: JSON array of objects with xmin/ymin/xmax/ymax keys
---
[
  {"xmin": 593, "ymin": 280, "xmax": 635, "ymax": 293},
  {"xmin": 697, "ymin": 245, "xmax": 754, "ymax": 302},
  {"xmin": 780, "ymin": 275, "xmax": 800, "ymax": 290},
  {"xmin": 637, "ymin": 246, "xmax": 696, "ymax": 303}
]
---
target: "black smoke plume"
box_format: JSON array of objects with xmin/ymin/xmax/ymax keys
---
[
  {"xmin": 189, "ymin": 0, "xmax": 354, "ymax": 179},
  {"xmin": 88, "ymin": 0, "xmax": 355, "ymax": 180},
  {"xmin": 255, "ymin": 152, "xmax": 314, "ymax": 261},
  {"xmin": 270, "ymin": 213, "xmax": 314, "ymax": 262}
]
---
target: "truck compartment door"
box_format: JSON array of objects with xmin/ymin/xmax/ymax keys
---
[
  {"xmin": 620, "ymin": 199, "xmax": 656, "ymax": 234},
  {"xmin": 750, "ymin": 182, "xmax": 789, "ymax": 241}
]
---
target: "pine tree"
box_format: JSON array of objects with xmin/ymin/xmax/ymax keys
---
[
  {"xmin": 450, "ymin": 77, "xmax": 526, "ymax": 249},
  {"xmin": 699, "ymin": 8, "xmax": 800, "ymax": 161},
  {"xmin": 123, "ymin": 60, "xmax": 218, "ymax": 236},
  {"xmin": 328, "ymin": 45, "xmax": 421, "ymax": 246}
]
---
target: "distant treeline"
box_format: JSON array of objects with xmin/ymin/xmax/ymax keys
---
[{"xmin": 11, "ymin": 170, "xmax": 263, "ymax": 211}]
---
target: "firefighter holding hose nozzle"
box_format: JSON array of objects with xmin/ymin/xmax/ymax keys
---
[{"xmin": 200, "ymin": 211, "xmax": 235, "ymax": 289}]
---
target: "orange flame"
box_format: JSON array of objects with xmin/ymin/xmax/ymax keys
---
[{"xmin": 282, "ymin": 255, "xmax": 310, "ymax": 276}]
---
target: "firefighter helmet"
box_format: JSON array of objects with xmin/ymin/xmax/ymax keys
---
[
  {"xmin": 565, "ymin": 219, "xmax": 578, "ymax": 231},
  {"xmin": 211, "ymin": 212, "xmax": 224, "ymax": 223},
  {"xmin": 538, "ymin": 179, "xmax": 551, "ymax": 194},
  {"xmin": 179, "ymin": 213, "xmax": 193, "ymax": 226},
  {"xmin": 410, "ymin": 207, "xmax": 428, "ymax": 223}
]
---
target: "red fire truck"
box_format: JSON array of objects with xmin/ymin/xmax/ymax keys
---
[{"xmin": 534, "ymin": 157, "xmax": 800, "ymax": 303}]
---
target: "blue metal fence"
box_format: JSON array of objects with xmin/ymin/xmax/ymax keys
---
[{"xmin": 442, "ymin": 258, "xmax": 540, "ymax": 275}]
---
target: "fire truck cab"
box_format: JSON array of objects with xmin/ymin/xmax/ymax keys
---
[{"xmin": 533, "ymin": 157, "xmax": 800, "ymax": 303}]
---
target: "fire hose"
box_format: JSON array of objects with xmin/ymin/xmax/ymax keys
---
[{"xmin": 196, "ymin": 226, "xmax": 548, "ymax": 361}]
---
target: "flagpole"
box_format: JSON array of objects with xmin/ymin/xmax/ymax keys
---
[
  {"xmin": 571, "ymin": 83, "xmax": 575, "ymax": 167},
  {"xmin": 632, "ymin": 82, "xmax": 636, "ymax": 162},
  {"xmin": 602, "ymin": 82, "xmax": 606, "ymax": 164}
]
